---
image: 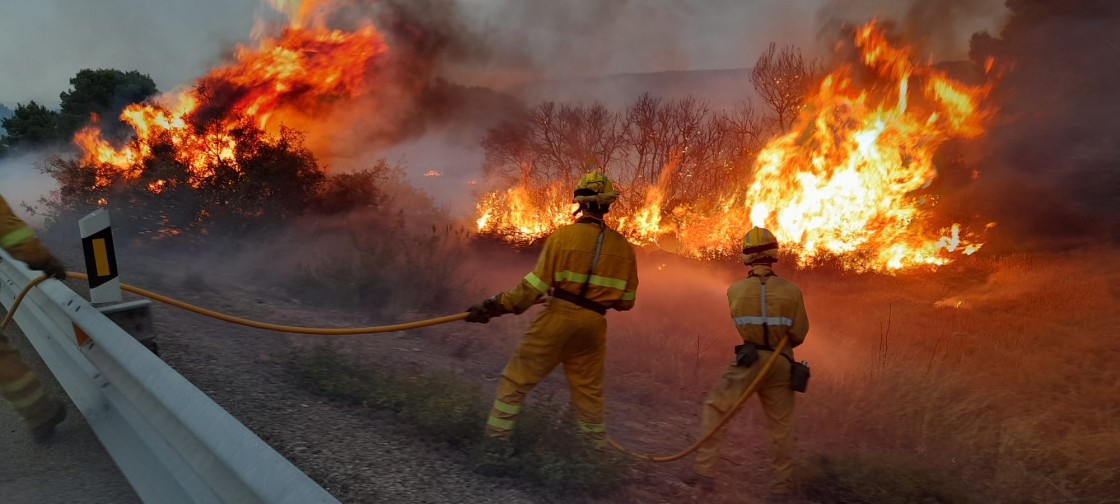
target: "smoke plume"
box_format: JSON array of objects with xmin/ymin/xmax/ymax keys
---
[
  {"xmin": 0, "ymin": 152, "xmax": 57, "ymax": 227},
  {"xmin": 964, "ymin": 1, "xmax": 1120, "ymax": 250},
  {"xmin": 816, "ymin": 0, "xmax": 1007, "ymax": 61}
]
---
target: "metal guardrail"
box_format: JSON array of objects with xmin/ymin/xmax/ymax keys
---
[{"xmin": 0, "ymin": 249, "xmax": 340, "ymax": 504}]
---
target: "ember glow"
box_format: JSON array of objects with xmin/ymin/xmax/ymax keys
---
[
  {"xmin": 73, "ymin": 0, "xmax": 387, "ymax": 189},
  {"xmin": 476, "ymin": 21, "xmax": 993, "ymax": 271}
]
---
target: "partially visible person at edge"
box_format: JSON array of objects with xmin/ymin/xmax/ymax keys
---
[
  {"xmin": 0, "ymin": 194, "xmax": 69, "ymax": 441},
  {"xmin": 685, "ymin": 226, "xmax": 809, "ymax": 500},
  {"xmin": 465, "ymin": 166, "xmax": 638, "ymax": 450}
]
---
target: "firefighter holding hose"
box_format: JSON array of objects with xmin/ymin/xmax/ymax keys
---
[
  {"xmin": 465, "ymin": 166, "xmax": 638, "ymax": 450},
  {"xmin": 0, "ymin": 194, "xmax": 68, "ymax": 441},
  {"xmin": 686, "ymin": 227, "xmax": 810, "ymax": 499}
]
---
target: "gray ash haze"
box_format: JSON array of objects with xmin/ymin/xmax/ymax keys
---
[
  {"xmin": 0, "ymin": 0, "xmax": 1005, "ymax": 107},
  {"xmin": 0, "ymin": 152, "xmax": 56, "ymax": 225}
]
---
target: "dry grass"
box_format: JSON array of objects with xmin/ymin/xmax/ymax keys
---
[
  {"xmin": 605, "ymin": 248, "xmax": 1120, "ymax": 503},
  {"xmin": 290, "ymin": 219, "xmax": 478, "ymax": 312},
  {"xmin": 290, "ymin": 347, "xmax": 634, "ymax": 497},
  {"xmin": 286, "ymin": 235, "xmax": 1118, "ymax": 502}
]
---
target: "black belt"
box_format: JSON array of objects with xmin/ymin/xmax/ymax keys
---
[
  {"xmin": 749, "ymin": 343, "xmax": 795, "ymax": 364},
  {"xmin": 550, "ymin": 289, "xmax": 608, "ymax": 315}
]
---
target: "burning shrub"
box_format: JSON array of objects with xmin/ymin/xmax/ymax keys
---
[
  {"xmin": 478, "ymin": 95, "xmax": 767, "ymax": 248},
  {"xmin": 477, "ymin": 22, "xmax": 992, "ymax": 272},
  {"xmin": 43, "ymin": 119, "xmax": 326, "ymax": 240}
]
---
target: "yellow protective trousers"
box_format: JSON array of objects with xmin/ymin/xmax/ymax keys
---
[
  {"xmin": 0, "ymin": 330, "xmax": 55, "ymax": 428},
  {"xmin": 694, "ymin": 353, "xmax": 795, "ymax": 493},
  {"xmin": 486, "ymin": 300, "xmax": 608, "ymax": 447}
]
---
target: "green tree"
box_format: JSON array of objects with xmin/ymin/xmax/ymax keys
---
[
  {"xmin": 58, "ymin": 69, "xmax": 158, "ymax": 138},
  {"xmin": 0, "ymin": 102, "xmax": 12, "ymax": 126},
  {"xmin": 0, "ymin": 103, "xmax": 9, "ymax": 155},
  {"xmin": 0, "ymin": 101, "xmax": 61, "ymax": 148}
]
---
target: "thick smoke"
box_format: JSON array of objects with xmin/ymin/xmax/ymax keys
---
[
  {"xmin": 314, "ymin": 0, "xmax": 833, "ymax": 211},
  {"xmin": 240, "ymin": 2, "xmax": 516, "ymax": 154},
  {"xmin": 816, "ymin": 0, "xmax": 1006, "ymax": 61},
  {"xmin": 963, "ymin": 1, "xmax": 1120, "ymax": 250},
  {"xmin": 0, "ymin": 152, "xmax": 57, "ymax": 227}
]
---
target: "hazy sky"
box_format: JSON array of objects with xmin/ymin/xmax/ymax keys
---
[{"xmin": 0, "ymin": 0, "xmax": 1007, "ymax": 107}]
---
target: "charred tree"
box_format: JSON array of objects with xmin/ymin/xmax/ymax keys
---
[{"xmin": 750, "ymin": 43, "xmax": 821, "ymax": 132}]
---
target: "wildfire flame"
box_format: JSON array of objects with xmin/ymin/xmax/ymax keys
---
[
  {"xmin": 476, "ymin": 21, "xmax": 993, "ymax": 271},
  {"xmin": 73, "ymin": 0, "xmax": 386, "ymax": 189}
]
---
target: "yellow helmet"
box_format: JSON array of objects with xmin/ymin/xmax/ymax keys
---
[
  {"xmin": 741, "ymin": 227, "xmax": 779, "ymax": 264},
  {"xmin": 573, "ymin": 169, "xmax": 619, "ymax": 212}
]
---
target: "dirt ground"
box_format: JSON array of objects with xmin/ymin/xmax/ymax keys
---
[{"xmin": 49, "ymin": 241, "xmax": 1120, "ymax": 503}]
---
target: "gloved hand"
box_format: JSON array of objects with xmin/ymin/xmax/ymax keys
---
[
  {"xmin": 466, "ymin": 296, "xmax": 505, "ymax": 324},
  {"xmin": 30, "ymin": 255, "xmax": 67, "ymax": 281}
]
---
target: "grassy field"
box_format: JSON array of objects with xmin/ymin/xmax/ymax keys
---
[
  {"xmin": 278, "ymin": 222, "xmax": 1120, "ymax": 502},
  {"xmin": 602, "ymin": 248, "xmax": 1120, "ymax": 503}
]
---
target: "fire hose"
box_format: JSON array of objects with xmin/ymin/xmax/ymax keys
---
[
  {"xmin": 606, "ymin": 336, "xmax": 788, "ymax": 462},
  {"xmin": 2, "ymin": 273, "xmax": 467, "ymax": 334},
  {"xmin": 3, "ymin": 272, "xmax": 785, "ymax": 463}
]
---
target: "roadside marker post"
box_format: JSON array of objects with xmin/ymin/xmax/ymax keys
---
[
  {"xmin": 77, "ymin": 209, "xmax": 158, "ymax": 354},
  {"xmin": 79, "ymin": 208, "xmax": 121, "ymax": 304}
]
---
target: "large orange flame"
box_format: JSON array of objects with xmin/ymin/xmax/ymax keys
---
[
  {"xmin": 476, "ymin": 21, "xmax": 993, "ymax": 271},
  {"xmin": 73, "ymin": 0, "xmax": 386, "ymax": 188}
]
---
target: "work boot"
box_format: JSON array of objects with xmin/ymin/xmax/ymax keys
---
[
  {"xmin": 682, "ymin": 472, "xmax": 717, "ymax": 493},
  {"xmin": 28, "ymin": 398, "xmax": 67, "ymax": 442}
]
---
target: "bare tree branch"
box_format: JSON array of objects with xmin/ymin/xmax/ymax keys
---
[{"xmin": 751, "ymin": 43, "xmax": 822, "ymax": 131}]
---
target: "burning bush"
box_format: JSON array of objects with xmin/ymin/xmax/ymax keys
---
[
  {"xmin": 478, "ymin": 95, "xmax": 767, "ymax": 248},
  {"xmin": 476, "ymin": 22, "xmax": 992, "ymax": 272},
  {"xmin": 44, "ymin": 119, "xmax": 328, "ymax": 240}
]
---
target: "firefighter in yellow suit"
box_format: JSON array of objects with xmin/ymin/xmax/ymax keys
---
[
  {"xmin": 466, "ymin": 169, "xmax": 638, "ymax": 449},
  {"xmin": 0, "ymin": 194, "xmax": 68, "ymax": 441},
  {"xmin": 688, "ymin": 227, "xmax": 809, "ymax": 497}
]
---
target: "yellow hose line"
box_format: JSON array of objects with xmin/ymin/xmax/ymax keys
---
[
  {"xmin": 0, "ymin": 274, "xmax": 47, "ymax": 332},
  {"xmin": 607, "ymin": 336, "xmax": 790, "ymax": 463},
  {"xmin": 6, "ymin": 271, "xmax": 784, "ymax": 465},
  {"xmin": 2, "ymin": 272, "xmax": 466, "ymax": 335}
]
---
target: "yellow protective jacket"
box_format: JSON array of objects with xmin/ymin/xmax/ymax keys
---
[
  {"xmin": 0, "ymin": 195, "xmax": 52, "ymax": 268},
  {"xmin": 728, "ymin": 264, "xmax": 809, "ymax": 356},
  {"xmin": 499, "ymin": 217, "xmax": 638, "ymax": 314}
]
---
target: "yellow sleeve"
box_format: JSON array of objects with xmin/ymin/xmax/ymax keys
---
[
  {"xmin": 498, "ymin": 232, "xmax": 556, "ymax": 314},
  {"xmin": 0, "ymin": 196, "xmax": 51, "ymax": 267}
]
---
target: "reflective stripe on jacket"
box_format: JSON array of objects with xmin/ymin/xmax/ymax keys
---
[
  {"xmin": 0, "ymin": 195, "xmax": 50, "ymax": 267},
  {"xmin": 727, "ymin": 265, "xmax": 809, "ymax": 352},
  {"xmin": 500, "ymin": 218, "xmax": 638, "ymax": 314}
]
